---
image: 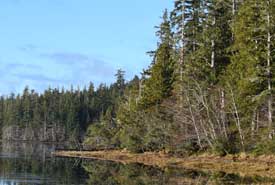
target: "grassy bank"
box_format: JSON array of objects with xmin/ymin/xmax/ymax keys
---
[{"xmin": 53, "ymin": 150, "xmax": 275, "ymax": 178}]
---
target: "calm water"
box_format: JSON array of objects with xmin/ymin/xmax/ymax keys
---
[{"xmin": 0, "ymin": 142, "xmax": 274, "ymax": 185}]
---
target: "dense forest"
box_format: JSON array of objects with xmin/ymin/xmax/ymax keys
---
[
  {"xmin": 1, "ymin": 0, "xmax": 275, "ymax": 155},
  {"xmin": 0, "ymin": 69, "xmax": 126, "ymax": 143}
]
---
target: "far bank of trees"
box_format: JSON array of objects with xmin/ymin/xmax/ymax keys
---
[{"xmin": 0, "ymin": 69, "xmax": 126, "ymax": 142}]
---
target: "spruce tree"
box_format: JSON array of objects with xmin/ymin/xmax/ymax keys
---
[
  {"xmin": 224, "ymin": 0, "xmax": 275, "ymax": 140},
  {"xmin": 140, "ymin": 10, "xmax": 175, "ymax": 108}
]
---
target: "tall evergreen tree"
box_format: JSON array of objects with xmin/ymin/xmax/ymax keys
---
[
  {"xmin": 140, "ymin": 10, "xmax": 175, "ymax": 108},
  {"xmin": 225, "ymin": 0, "xmax": 275, "ymax": 139}
]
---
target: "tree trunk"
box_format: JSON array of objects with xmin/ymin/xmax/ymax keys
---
[
  {"xmin": 232, "ymin": 0, "xmax": 236, "ymax": 16},
  {"xmin": 179, "ymin": 0, "xmax": 186, "ymax": 108},
  {"xmin": 186, "ymin": 90, "xmax": 202, "ymax": 148},
  {"xmin": 221, "ymin": 89, "xmax": 228, "ymax": 139},
  {"xmin": 43, "ymin": 116, "xmax": 47, "ymax": 141},
  {"xmin": 230, "ymin": 88, "xmax": 245, "ymax": 150},
  {"xmin": 251, "ymin": 109, "xmax": 257, "ymax": 138},
  {"xmin": 267, "ymin": 0, "xmax": 273, "ymax": 138},
  {"xmin": 211, "ymin": 17, "xmax": 216, "ymax": 68}
]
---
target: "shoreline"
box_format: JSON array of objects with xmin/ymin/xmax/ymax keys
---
[{"xmin": 53, "ymin": 150, "xmax": 275, "ymax": 178}]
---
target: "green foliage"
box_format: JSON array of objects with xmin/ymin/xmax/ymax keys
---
[
  {"xmin": 212, "ymin": 136, "xmax": 239, "ymax": 156},
  {"xmin": 252, "ymin": 140, "xmax": 275, "ymax": 156},
  {"xmin": 84, "ymin": 123, "xmax": 113, "ymax": 148},
  {"xmin": 119, "ymin": 128, "xmax": 145, "ymax": 153},
  {"xmin": 172, "ymin": 140, "xmax": 201, "ymax": 156}
]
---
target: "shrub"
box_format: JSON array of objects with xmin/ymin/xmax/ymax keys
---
[
  {"xmin": 213, "ymin": 137, "xmax": 239, "ymax": 156},
  {"xmin": 252, "ymin": 140, "xmax": 275, "ymax": 156}
]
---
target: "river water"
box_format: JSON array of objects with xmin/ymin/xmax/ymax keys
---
[{"xmin": 0, "ymin": 142, "xmax": 274, "ymax": 185}]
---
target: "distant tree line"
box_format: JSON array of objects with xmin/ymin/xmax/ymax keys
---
[{"xmin": 0, "ymin": 69, "xmax": 126, "ymax": 142}]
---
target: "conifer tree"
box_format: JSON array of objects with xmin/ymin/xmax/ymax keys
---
[
  {"xmin": 225, "ymin": 0, "xmax": 275, "ymax": 139},
  {"xmin": 140, "ymin": 10, "xmax": 175, "ymax": 108}
]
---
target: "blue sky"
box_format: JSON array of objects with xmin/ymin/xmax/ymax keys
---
[{"xmin": 0, "ymin": 0, "xmax": 173, "ymax": 95}]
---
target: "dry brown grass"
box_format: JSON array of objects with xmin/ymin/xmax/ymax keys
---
[
  {"xmin": 54, "ymin": 150, "xmax": 171, "ymax": 167},
  {"xmin": 53, "ymin": 150, "xmax": 275, "ymax": 178}
]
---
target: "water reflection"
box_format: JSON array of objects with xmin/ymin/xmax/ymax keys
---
[
  {"xmin": 0, "ymin": 142, "xmax": 88, "ymax": 185},
  {"xmin": 82, "ymin": 160, "xmax": 275, "ymax": 185},
  {"xmin": 0, "ymin": 142, "xmax": 275, "ymax": 185}
]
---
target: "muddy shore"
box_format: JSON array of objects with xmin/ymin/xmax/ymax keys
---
[{"xmin": 53, "ymin": 150, "xmax": 275, "ymax": 178}]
